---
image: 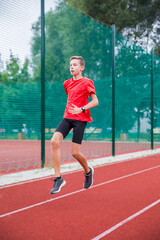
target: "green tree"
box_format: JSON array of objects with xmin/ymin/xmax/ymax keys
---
[
  {"xmin": 31, "ymin": 2, "xmax": 112, "ymax": 82},
  {"xmin": 0, "ymin": 51, "xmax": 31, "ymax": 85},
  {"xmin": 6, "ymin": 51, "xmax": 20, "ymax": 83},
  {"xmin": 0, "ymin": 52, "xmax": 33, "ymax": 134},
  {"xmin": 19, "ymin": 58, "xmax": 30, "ymax": 83},
  {"xmin": 65, "ymin": 0, "xmax": 160, "ymax": 56}
]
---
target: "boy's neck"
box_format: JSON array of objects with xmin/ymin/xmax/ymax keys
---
[{"xmin": 73, "ymin": 74, "xmax": 83, "ymax": 81}]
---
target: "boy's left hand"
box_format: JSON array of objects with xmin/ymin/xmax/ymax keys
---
[{"xmin": 69, "ymin": 104, "xmax": 82, "ymax": 114}]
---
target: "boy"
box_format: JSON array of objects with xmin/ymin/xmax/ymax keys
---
[{"xmin": 50, "ymin": 56, "xmax": 98, "ymax": 194}]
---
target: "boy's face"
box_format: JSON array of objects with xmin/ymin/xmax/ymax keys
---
[{"xmin": 70, "ymin": 59, "xmax": 84, "ymax": 76}]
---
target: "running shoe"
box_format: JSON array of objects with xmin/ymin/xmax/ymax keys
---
[
  {"xmin": 84, "ymin": 166, "xmax": 94, "ymax": 189},
  {"xmin": 50, "ymin": 177, "xmax": 66, "ymax": 194}
]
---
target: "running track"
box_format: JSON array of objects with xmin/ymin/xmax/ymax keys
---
[{"xmin": 0, "ymin": 154, "xmax": 160, "ymax": 240}]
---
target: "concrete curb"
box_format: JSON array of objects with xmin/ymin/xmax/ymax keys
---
[{"xmin": 0, "ymin": 148, "xmax": 160, "ymax": 186}]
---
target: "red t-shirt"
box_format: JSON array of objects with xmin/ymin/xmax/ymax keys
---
[{"xmin": 63, "ymin": 76, "xmax": 96, "ymax": 123}]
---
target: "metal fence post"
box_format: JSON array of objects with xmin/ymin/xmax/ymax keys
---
[
  {"xmin": 112, "ymin": 25, "xmax": 115, "ymax": 156},
  {"xmin": 151, "ymin": 49, "xmax": 154, "ymax": 150},
  {"xmin": 41, "ymin": 0, "xmax": 45, "ymax": 167}
]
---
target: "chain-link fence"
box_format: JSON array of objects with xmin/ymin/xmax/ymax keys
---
[{"xmin": 0, "ymin": 1, "xmax": 160, "ymax": 173}]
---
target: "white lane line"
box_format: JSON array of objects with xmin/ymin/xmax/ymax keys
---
[
  {"xmin": 91, "ymin": 199, "xmax": 160, "ymax": 240},
  {"xmin": 0, "ymin": 165, "xmax": 159, "ymax": 219},
  {"xmin": 91, "ymin": 165, "xmax": 160, "ymax": 189},
  {"xmin": 0, "ymin": 188, "xmax": 84, "ymax": 218}
]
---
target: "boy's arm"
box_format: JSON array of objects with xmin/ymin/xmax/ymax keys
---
[
  {"xmin": 83, "ymin": 93, "xmax": 99, "ymax": 110},
  {"xmin": 69, "ymin": 93, "xmax": 98, "ymax": 115}
]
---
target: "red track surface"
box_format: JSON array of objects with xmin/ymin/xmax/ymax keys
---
[{"xmin": 0, "ymin": 155, "xmax": 160, "ymax": 240}]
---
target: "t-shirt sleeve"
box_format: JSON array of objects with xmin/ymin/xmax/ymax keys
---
[
  {"xmin": 87, "ymin": 80, "xmax": 96, "ymax": 96},
  {"xmin": 63, "ymin": 80, "xmax": 68, "ymax": 94}
]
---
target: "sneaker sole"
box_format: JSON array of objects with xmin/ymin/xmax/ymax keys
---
[
  {"xmin": 50, "ymin": 180, "xmax": 66, "ymax": 194},
  {"xmin": 84, "ymin": 166, "xmax": 94, "ymax": 189}
]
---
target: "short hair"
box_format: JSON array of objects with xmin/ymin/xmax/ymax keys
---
[{"xmin": 69, "ymin": 56, "xmax": 85, "ymax": 66}]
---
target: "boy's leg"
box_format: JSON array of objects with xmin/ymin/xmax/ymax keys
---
[
  {"xmin": 71, "ymin": 120, "xmax": 89, "ymax": 173},
  {"xmin": 50, "ymin": 119, "xmax": 72, "ymax": 194},
  {"xmin": 51, "ymin": 132, "xmax": 63, "ymax": 177},
  {"xmin": 71, "ymin": 142, "xmax": 90, "ymax": 174},
  {"xmin": 50, "ymin": 131, "xmax": 67, "ymax": 194},
  {"xmin": 71, "ymin": 142, "xmax": 94, "ymax": 189},
  {"xmin": 51, "ymin": 118, "xmax": 72, "ymax": 177},
  {"xmin": 71, "ymin": 120, "xmax": 94, "ymax": 189}
]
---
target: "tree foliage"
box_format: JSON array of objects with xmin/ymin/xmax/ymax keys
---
[
  {"xmin": 31, "ymin": 2, "xmax": 113, "ymax": 82},
  {"xmin": 65, "ymin": 0, "xmax": 160, "ymax": 56},
  {"xmin": 0, "ymin": 51, "xmax": 30, "ymax": 85}
]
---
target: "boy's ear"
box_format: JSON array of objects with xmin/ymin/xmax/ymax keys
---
[{"xmin": 81, "ymin": 65, "xmax": 85, "ymax": 71}]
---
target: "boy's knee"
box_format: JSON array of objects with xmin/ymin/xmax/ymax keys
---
[
  {"xmin": 72, "ymin": 151, "xmax": 80, "ymax": 159},
  {"xmin": 51, "ymin": 137, "xmax": 61, "ymax": 148}
]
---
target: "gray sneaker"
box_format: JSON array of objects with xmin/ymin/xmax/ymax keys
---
[
  {"xmin": 50, "ymin": 177, "xmax": 66, "ymax": 194},
  {"xmin": 84, "ymin": 166, "xmax": 94, "ymax": 189}
]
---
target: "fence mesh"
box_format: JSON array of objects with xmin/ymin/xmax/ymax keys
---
[
  {"xmin": 154, "ymin": 55, "xmax": 160, "ymax": 147},
  {"xmin": 115, "ymin": 33, "xmax": 152, "ymax": 153},
  {"xmin": 0, "ymin": 0, "xmax": 41, "ymax": 173},
  {"xmin": 0, "ymin": 1, "xmax": 160, "ymax": 173}
]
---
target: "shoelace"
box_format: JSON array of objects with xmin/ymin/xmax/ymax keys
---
[
  {"xmin": 54, "ymin": 178, "xmax": 60, "ymax": 188},
  {"xmin": 84, "ymin": 171, "xmax": 91, "ymax": 177},
  {"xmin": 85, "ymin": 173, "xmax": 91, "ymax": 182}
]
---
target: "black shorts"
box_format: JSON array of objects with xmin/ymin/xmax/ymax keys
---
[{"xmin": 55, "ymin": 118, "xmax": 87, "ymax": 144}]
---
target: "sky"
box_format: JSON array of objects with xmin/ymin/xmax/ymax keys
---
[{"xmin": 0, "ymin": 0, "xmax": 57, "ymax": 69}]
